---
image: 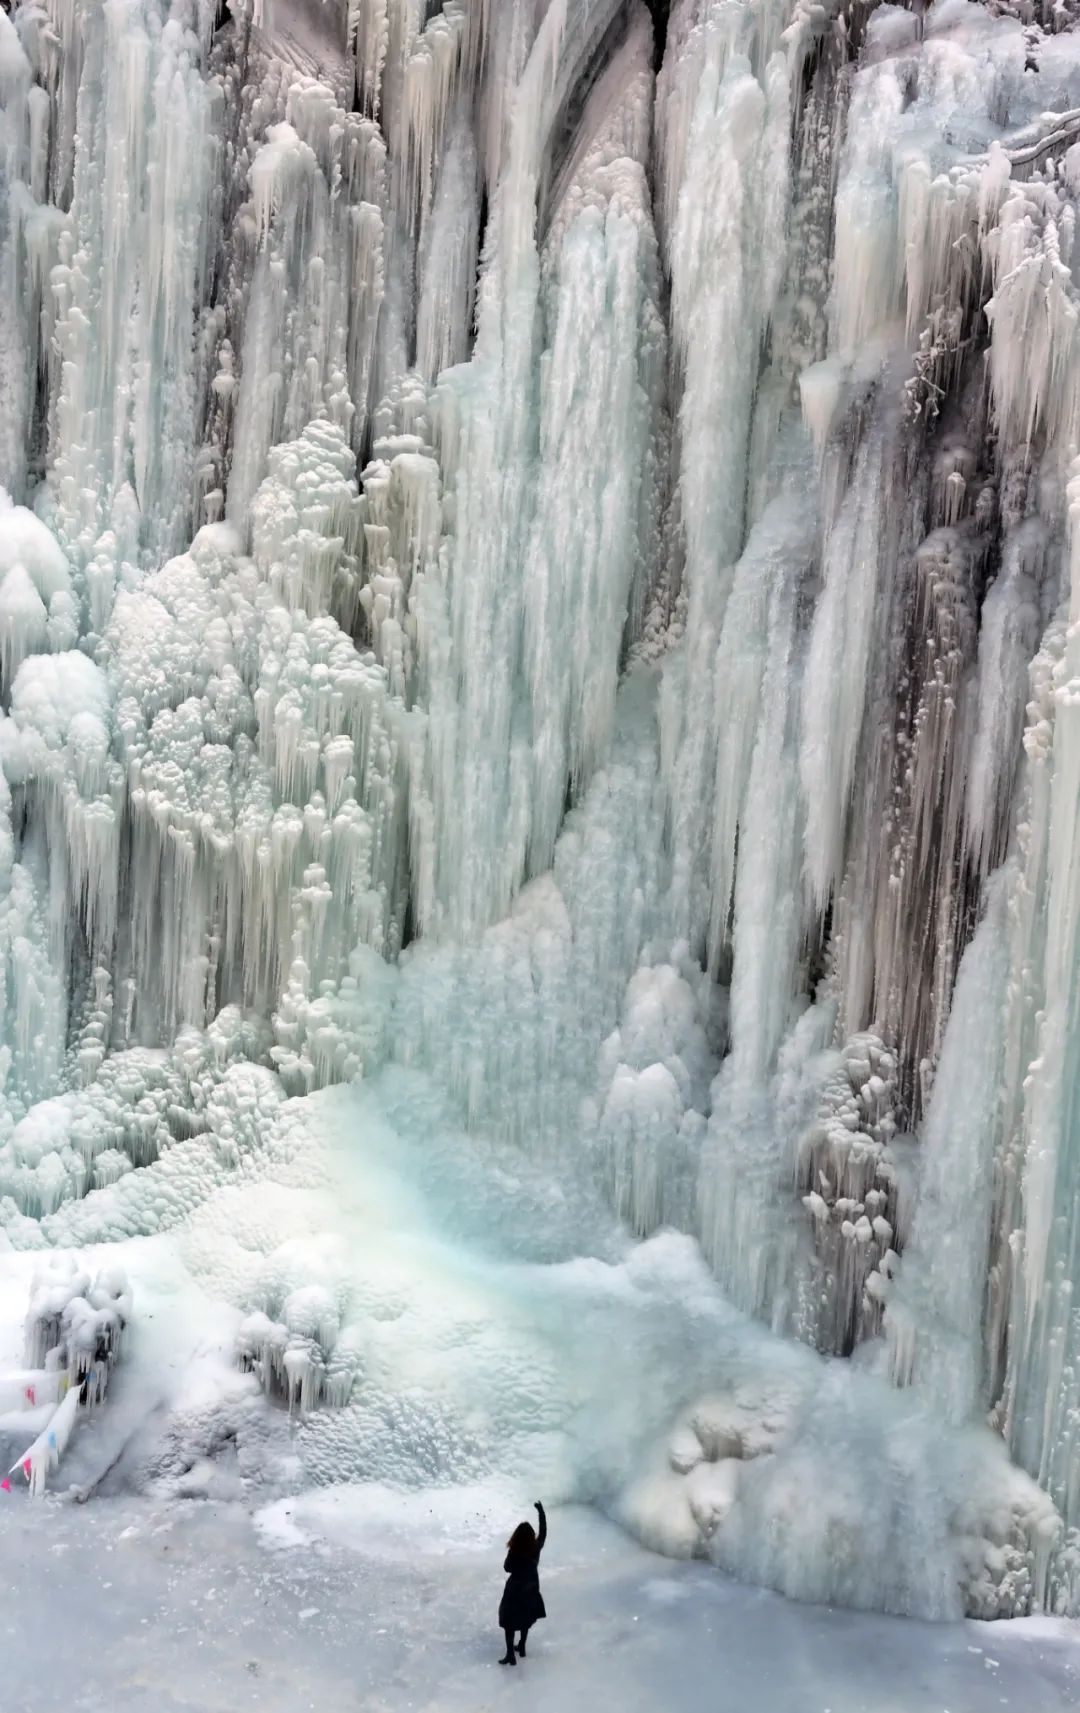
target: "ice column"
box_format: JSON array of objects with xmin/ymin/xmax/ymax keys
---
[
  {"xmin": 227, "ymin": 79, "xmax": 388, "ymax": 527},
  {"xmin": 49, "ymin": 0, "xmax": 218, "ymax": 572},
  {"xmin": 997, "ymin": 486, "xmax": 1080, "ymax": 1577},
  {"xmin": 407, "ymin": 0, "xmax": 662, "ymax": 937},
  {"xmin": 885, "ymin": 876, "xmax": 1010, "ymax": 1423},
  {"xmin": 657, "ymin": 0, "xmax": 795, "ymax": 957},
  {"xmin": 414, "ymin": 105, "xmax": 479, "ymax": 384},
  {"xmin": 0, "ymin": 13, "xmax": 36, "ymax": 495}
]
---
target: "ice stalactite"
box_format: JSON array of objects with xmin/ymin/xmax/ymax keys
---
[
  {"xmin": 0, "ymin": 761, "xmax": 64, "ymax": 1123},
  {"xmin": 965, "ymin": 510, "xmax": 1053, "ymax": 880},
  {"xmin": 0, "ymin": 13, "xmax": 37, "ymax": 498},
  {"xmin": 226, "ymin": 80, "xmax": 388, "ymax": 528},
  {"xmin": 597, "ymin": 958, "xmax": 714, "ymax": 1240},
  {"xmin": 398, "ymin": 1, "xmax": 469, "ymax": 230},
  {"xmin": 978, "ymin": 475, "xmax": 1080, "ymax": 1608},
  {"xmin": 237, "ymin": 1288, "xmax": 359, "ymax": 1415},
  {"xmin": 658, "ymin": 0, "xmax": 796, "ymax": 961},
  {"xmin": 395, "ymin": 672, "xmax": 669, "ymax": 1155},
  {"xmin": 105, "ymin": 422, "xmax": 411, "ymax": 1060},
  {"xmin": 353, "ymin": 378, "xmax": 441, "ymax": 697},
  {"xmin": 799, "ymin": 407, "xmax": 903, "ymax": 929},
  {"xmin": 691, "ymin": 507, "xmax": 823, "ymax": 1330},
  {"xmin": 0, "ymin": 5, "xmax": 67, "ymax": 496},
  {"xmin": 793, "ymin": 1032, "xmax": 904, "ymax": 1356},
  {"xmin": 873, "ymin": 514, "xmax": 983, "ymax": 1103},
  {"xmin": 790, "ymin": 10, "xmax": 1055, "ymax": 1114},
  {"xmin": 0, "ymin": 642, "xmax": 120, "ymax": 1113},
  {"xmin": 672, "ymin": 4, "xmax": 1080, "ymax": 1400},
  {"xmin": 0, "ymin": 404, "xmax": 413, "ymax": 1177},
  {"xmin": 638, "ymin": 0, "xmax": 853, "ymax": 1344},
  {"xmin": 885, "ymin": 877, "xmax": 1012, "ymax": 1423},
  {"xmin": 414, "ymin": 105, "xmax": 479, "ymax": 384},
  {"xmin": 519, "ymin": 11, "xmax": 665, "ymax": 876},
  {"xmin": 46, "ymin": 0, "xmax": 219, "ymax": 572},
  {"xmin": 407, "ymin": 0, "xmax": 665, "ymax": 937},
  {"xmin": 985, "ymin": 163, "xmax": 1080, "ymax": 456}
]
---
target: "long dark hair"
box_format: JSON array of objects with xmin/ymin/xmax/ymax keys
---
[{"xmin": 507, "ymin": 1520, "xmax": 536, "ymax": 1552}]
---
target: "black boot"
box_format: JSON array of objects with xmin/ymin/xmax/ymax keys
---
[
  {"xmin": 517, "ymin": 1631, "xmax": 528, "ymax": 1658},
  {"xmin": 498, "ymin": 1629, "xmax": 516, "ymax": 1665}
]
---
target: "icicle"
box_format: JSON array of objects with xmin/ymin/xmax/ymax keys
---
[
  {"xmin": 407, "ymin": 0, "xmax": 663, "ymax": 937},
  {"xmin": 886, "ymin": 876, "xmax": 1010, "ymax": 1420}
]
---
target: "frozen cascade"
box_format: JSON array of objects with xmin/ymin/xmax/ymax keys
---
[
  {"xmin": 885, "ymin": 874, "xmax": 1011, "ymax": 1423},
  {"xmin": 3, "ymin": 0, "xmax": 1080, "ymax": 1623},
  {"xmin": 46, "ymin": 0, "xmax": 219, "ymax": 570},
  {"xmin": 225, "ymin": 83, "xmax": 388, "ymax": 527},
  {"xmin": 657, "ymin": 0, "xmax": 797, "ymax": 962},
  {"xmin": 405, "ymin": 0, "xmax": 664, "ymax": 937},
  {"xmin": 982, "ymin": 471, "xmax": 1080, "ymax": 1600}
]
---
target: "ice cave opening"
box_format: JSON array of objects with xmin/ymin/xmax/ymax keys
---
[{"xmin": 1, "ymin": 0, "xmax": 1080, "ymax": 1632}]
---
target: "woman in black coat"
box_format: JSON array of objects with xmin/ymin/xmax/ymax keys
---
[{"xmin": 497, "ymin": 1501, "xmax": 546, "ymax": 1664}]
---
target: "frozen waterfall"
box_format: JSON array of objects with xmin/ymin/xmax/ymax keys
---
[{"xmin": 1, "ymin": 0, "xmax": 1080, "ymax": 1623}]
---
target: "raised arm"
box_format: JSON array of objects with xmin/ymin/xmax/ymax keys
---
[{"xmin": 534, "ymin": 1501, "xmax": 546, "ymax": 1553}]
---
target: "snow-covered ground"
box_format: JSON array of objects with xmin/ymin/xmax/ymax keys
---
[
  {"xmin": 0, "ymin": 1179, "xmax": 1076, "ymax": 1713},
  {"xmin": 0, "ymin": 1492, "xmax": 1076, "ymax": 1712},
  {"xmin": 0, "ymin": 1075, "xmax": 1063, "ymax": 1629}
]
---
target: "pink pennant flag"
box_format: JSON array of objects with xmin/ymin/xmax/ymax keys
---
[
  {"xmin": 0, "ymin": 1479, "xmax": 10, "ymax": 1494},
  {"xmin": 24, "ymin": 1385, "xmax": 35, "ymax": 1405},
  {"xmin": 22, "ymin": 1459, "xmax": 31, "ymax": 1478}
]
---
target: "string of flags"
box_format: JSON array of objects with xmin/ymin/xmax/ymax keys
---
[
  {"xmin": 0, "ymin": 1262, "xmax": 131, "ymax": 1498},
  {"xmin": 2, "ymin": 1451, "xmax": 35, "ymax": 1491}
]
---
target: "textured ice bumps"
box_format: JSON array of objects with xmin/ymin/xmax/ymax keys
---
[{"xmin": 237, "ymin": 1293, "xmax": 360, "ymax": 1416}]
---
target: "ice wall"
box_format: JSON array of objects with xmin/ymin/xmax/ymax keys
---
[{"xmin": 2, "ymin": 0, "xmax": 1080, "ymax": 1621}]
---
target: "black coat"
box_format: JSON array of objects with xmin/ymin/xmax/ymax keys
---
[{"xmin": 498, "ymin": 1505, "xmax": 547, "ymax": 1630}]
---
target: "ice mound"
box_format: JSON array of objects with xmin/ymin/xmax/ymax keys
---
[
  {"xmin": 623, "ymin": 1365, "xmax": 1061, "ymax": 1621},
  {"xmin": 0, "ymin": 1012, "xmax": 279, "ymax": 1232},
  {"xmin": 28, "ymin": 1063, "xmax": 1038, "ymax": 1624}
]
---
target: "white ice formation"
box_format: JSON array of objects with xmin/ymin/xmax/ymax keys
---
[
  {"xmin": 0, "ymin": 1255, "xmax": 131, "ymax": 1493},
  {"xmin": 2, "ymin": 0, "xmax": 1080, "ymax": 1622}
]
